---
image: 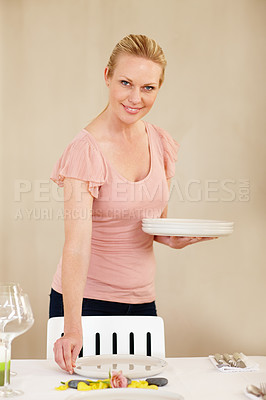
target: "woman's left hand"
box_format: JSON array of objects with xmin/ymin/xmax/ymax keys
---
[{"xmin": 168, "ymin": 236, "xmax": 217, "ymax": 249}]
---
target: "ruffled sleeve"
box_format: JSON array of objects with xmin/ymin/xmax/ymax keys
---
[
  {"xmin": 155, "ymin": 125, "xmax": 180, "ymax": 179},
  {"xmin": 50, "ymin": 132, "xmax": 106, "ymax": 198}
]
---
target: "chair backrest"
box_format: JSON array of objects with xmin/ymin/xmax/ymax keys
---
[{"xmin": 46, "ymin": 316, "xmax": 165, "ymax": 359}]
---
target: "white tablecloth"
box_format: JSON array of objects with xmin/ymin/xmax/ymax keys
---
[{"xmin": 7, "ymin": 356, "xmax": 266, "ymax": 400}]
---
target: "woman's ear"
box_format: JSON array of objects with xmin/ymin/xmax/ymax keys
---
[{"xmin": 104, "ymin": 67, "xmax": 110, "ymax": 87}]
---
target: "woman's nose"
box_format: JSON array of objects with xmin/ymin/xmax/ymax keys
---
[{"xmin": 128, "ymin": 87, "xmax": 142, "ymax": 104}]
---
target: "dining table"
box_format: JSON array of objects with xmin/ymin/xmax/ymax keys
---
[{"xmin": 6, "ymin": 356, "xmax": 266, "ymax": 399}]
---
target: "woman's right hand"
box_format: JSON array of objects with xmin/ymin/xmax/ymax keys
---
[
  {"xmin": 53, "ymin": 331, "xmax": 83, "ymax": 373},
  {"xmin": 55, "ymin": 178, "xmax": 93, "ymax": 374}
]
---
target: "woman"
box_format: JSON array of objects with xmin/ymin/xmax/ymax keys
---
[{"xmin": 50, "ymin": 34, "xmax": 213, "ymax": 373}]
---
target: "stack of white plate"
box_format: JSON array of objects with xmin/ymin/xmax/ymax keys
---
[{"xmin": 142, "ymin": 219, "xmax": 234, "ymax": 237}]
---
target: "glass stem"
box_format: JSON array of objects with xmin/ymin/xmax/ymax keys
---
[{"xmin": 3, "ymin": 341, "xmax": 11, "ymax": 390}]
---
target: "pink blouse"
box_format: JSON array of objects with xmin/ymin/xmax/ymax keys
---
[{"xmin": 50, "ymin": 121, "xmax": 179, "ymax": 303}]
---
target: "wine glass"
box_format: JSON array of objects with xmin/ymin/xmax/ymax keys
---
[{"xmin": 0, "ymin": 283, "xmax": 34, "ymax": 397}]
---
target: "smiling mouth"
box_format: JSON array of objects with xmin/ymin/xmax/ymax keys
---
[{"xmin": 122, "ymin": 104, "xmax": 143, "ymax": 114}]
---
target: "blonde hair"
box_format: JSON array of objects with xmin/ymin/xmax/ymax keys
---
[{"xmin": 106, "ymin": 34, "xmax": 167, "ymax": 87}]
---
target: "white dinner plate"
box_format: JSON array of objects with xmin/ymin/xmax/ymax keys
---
[
  {"xmin": 74, "ymin": 354, "xmax": 167, "ymax": 379},
  {"xmin": 66, "ymin": 388, "xmax": 184, "ymax": 400},
  {"xmin": 142, "ymin": 226, "xmax": 233, "ymax": 237},
  {"xmin": 142, "ymin": 223, "xmax": 233, "ymax": 230},
  {"xmin": 142, "ymin": 218, "xmax": 233, "ymax": 225}
]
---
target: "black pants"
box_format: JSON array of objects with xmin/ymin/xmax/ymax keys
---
[{"xmin": 49, "ymin": 289, "xmax": 157, "ymax": 318}]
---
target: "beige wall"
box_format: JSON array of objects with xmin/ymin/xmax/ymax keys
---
[{"xmin": 1, "ymin": 0, "xmax": 266, "ymax": 359}]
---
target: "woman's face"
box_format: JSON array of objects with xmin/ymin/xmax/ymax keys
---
[{"xmin": 104, "ymin": 54, "xmax": 162, "ymax": 124}]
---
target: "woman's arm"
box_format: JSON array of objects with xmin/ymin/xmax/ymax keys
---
[{"xmin": 53, "ymin": 178, "xmax": 93, "ymax": 373}]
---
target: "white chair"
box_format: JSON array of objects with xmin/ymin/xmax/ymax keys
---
[{"xmin": 47, "ymin": 316, "xmax": 165, "ymax": 359}]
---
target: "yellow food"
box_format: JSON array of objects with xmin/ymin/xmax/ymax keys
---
[
  {"xmin": 128, "ymin": 380, "xmax": 158, "ymax": 389},
  {"xmin": 55, "ymin": 384, "xmax": 68, "ymax": 391},
  {"xmin": 77, "ymin": 382, "xmax": 93, "ymax": 391},
  {"xmin": 55, "ymin": 378, "xmax": 158, "ymax": 391}
]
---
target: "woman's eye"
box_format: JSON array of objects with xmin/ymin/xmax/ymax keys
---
[
  {"xmin": 144, "ymin": 86, "xmax": 155, "ymax": 91},
  {"xmin": 121, "ymin": 80, "xmax": 130, "ymax": 86}
]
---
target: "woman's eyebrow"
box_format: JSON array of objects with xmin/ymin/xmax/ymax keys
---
[{"xmin": 120, "ymin": 76, "xmax": 158, "ymax": 85}]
